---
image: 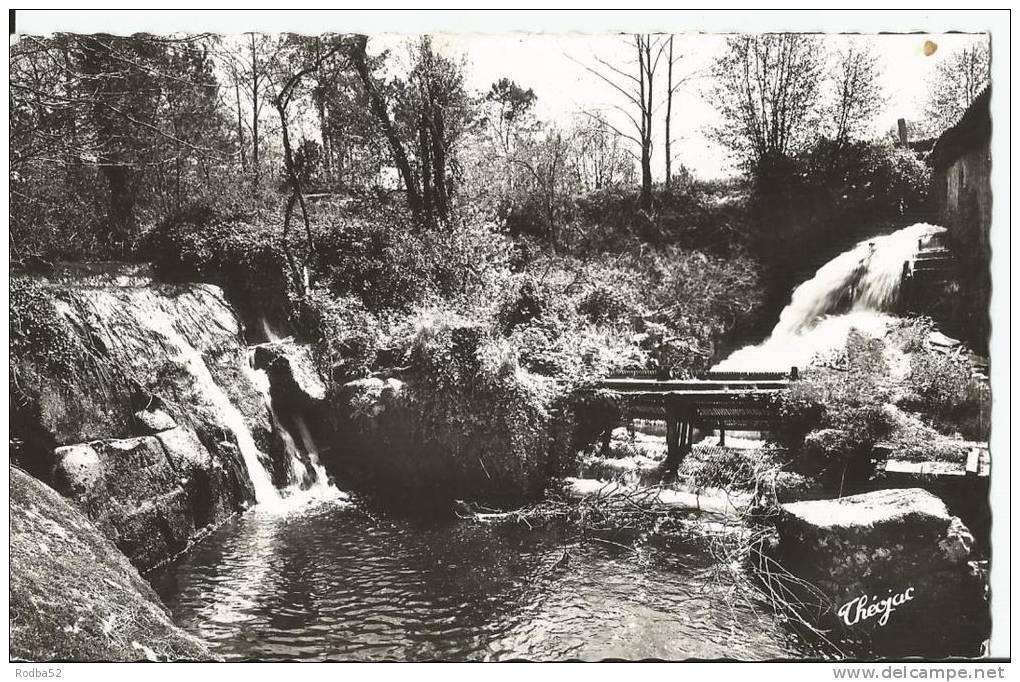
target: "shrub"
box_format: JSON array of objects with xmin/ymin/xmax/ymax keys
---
[
  {"xmin": 144, "ymin": 201, "xmax": 297, "ymax": 329},
  {"xmin": 907, "ymin": 349, "xmax": 990, "ymax": 440},
  {"xmin": 779, "ymin": 330, "xmax": 896, "ymax": 479},
  {"xmin": 312, "ymin": 205, "xmax": 514, "ymax": 312},
  {"xmin": 10, "ymin": 278, "xmax": 84, "ymax": 376},
  {"xmin": 294, "ymin": 288, "xmax": 384, "ymax": 383},
  {"xmin": 331, "ymin": 313, "xmax": 568, "ymax": 500}
]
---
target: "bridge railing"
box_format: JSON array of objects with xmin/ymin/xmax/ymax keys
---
[{"xmin": 605, "ymin": 368, "xmax": 799, "ymax": 381}]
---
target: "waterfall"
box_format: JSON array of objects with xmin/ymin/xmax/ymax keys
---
[
  {"xmin": 246, "ymin": 347, "xmax": 343, "ymax": 501},
  {"xmin": 716, "ymin": 223, "xmax": 946, "ymax": 372},
  {"xmin": 134, "ymin": 303, "xmax": 280, "ymax": 503},
  {"xmin": 292, "ymin": 415, "xmax": 335, "ymax": 498},
  {"xmin": 243, "ymin": 356, "xmax": 307, "ymax": 487}
]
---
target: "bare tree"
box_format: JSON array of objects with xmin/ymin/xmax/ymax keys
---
[
  {"xmin": 578, "ymin": 34, "xmax": 669, "ymax": 210},
  {"xmin": 924, "ymin": 41, "xmax": 990, "ymax": 133},
  {"xmin": 709, "ymin": 34, "xmax": 825, "ymax": 172},
  {"xmin": 828, "ymin": 40, "xmax": 885, "ymax": 148}
]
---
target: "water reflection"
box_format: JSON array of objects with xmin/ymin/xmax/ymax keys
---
[{"xmin": 150, "ymin": 502, "xmax": 811, "ymax": 661}]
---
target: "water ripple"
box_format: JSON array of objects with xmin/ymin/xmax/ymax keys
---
[{"xmin": 149, "ymin": 502, "xmax": 811, "ymax": 661}]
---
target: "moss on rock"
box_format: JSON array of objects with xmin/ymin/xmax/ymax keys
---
[{"xmin": 10, "ymin": 466, "xmax": 218, "ymax": 661}]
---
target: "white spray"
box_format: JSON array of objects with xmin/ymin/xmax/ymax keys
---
[
  {"xmin": 716, "ymin": 223, "xmax": 945, "ymax": 372},
  {"xmin": 138, "ymin": 306, "xmax": 280, "ymax": 503}
]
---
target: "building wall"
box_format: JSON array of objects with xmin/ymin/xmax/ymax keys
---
[{"xmin": 932, "ymin": 141, "xmax": 992, "ymax": 353}]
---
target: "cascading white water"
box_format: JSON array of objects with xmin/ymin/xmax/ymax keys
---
[
  {"xmin": 716, "ymin": 223, "xmax": 946, "ymax": 372},
  {"xmin": 243, "ymin": 356, "xmax": 307, "ymax": 487},
  {"xmin": 246, "ymin": 343, "xmax": 343, "ymax": 502},
  {"xmin": 292, "ymin": 415, "xmax": 336, "ymax": 498},
  {"xmin": 137, "ymin": 307, "xmax": 280, "ymax": 503}
]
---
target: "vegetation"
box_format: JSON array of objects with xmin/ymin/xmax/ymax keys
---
[
  {"xmin": 10, "ymin": 30, "xmax": 991, "ymax": 499},
  {"xmin": 776, "ymin": 319, "xmax": 990, "ymax": 487}
]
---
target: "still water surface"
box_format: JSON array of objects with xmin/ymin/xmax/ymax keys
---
[{"xmin": 150, "ymin": 499, "xmax": 813, "ymax": 661}]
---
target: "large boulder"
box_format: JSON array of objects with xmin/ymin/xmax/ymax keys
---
[
  {"xmin": 252, "ymin": 340, "xmax": 327, "ymax": 407},
  {"xmin": 10, "ymin": 467, "xmax": 218, "ymax": 661},
  {"xmin": 11, "ymin": 273, "xmax": 282, "ymax": 568},
  {"xmin": 327, "ymin": 320, "xmax": 571, "ymax": 502},
  {"xmin": 50, "ymin": 427, "xmax": 249, "ymax": 570},
  {"xmin": 775, "ymin": 488, "xmax": 988, "ymax": 656}
]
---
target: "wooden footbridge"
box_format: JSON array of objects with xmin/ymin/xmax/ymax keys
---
[{"xmin": 593, "ymin": 368, "xmax": 799, "ymax": 474}]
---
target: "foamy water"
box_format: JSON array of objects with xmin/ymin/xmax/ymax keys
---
[
  {"xmin": 716, "ymin": 223, "xmax": 945, "ymax": 372},
  {"xmin": 246, "ymin": 343, "xmax": 346, "ymax": 508}
]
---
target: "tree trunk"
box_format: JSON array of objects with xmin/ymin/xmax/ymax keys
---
[
  {"xmin": 276, "ymin": 98, "xmax": 314, "ymax": 293},
  {"xmin": 350, "ymin": 35, "xmax": 423, "ymax": 222},
  {"xmin": 314, "ymin": 38, "xmax": 333, "ymax": 186},
  {"xmin": 637, "ymin": 36, "xmax": 653, "ymax": 211},
  {"xmin": 101, "ymin": 163, "xmax": 134, "ymax": 249},
  {"xmin": 665, "ymin": 36, "xmax": 674, "ymax": 191},
  {"xmin": 419, "ymin": 114, "xmax": 434, "ymax": 222},
  {"xmin": 234, "ymin": 77, "xmax": 246, "ymax": 170},
  {"xmin": 430, "ymin": 108, "xmax": 449, "ymax": 222},
  {"xmin": 250, "ymin": 35, "xmax": 260, "ymax": 201}
]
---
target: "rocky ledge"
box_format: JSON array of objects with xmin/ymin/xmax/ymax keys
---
[
  {"xmin": 10, "ymin": 466, "xmax": 219, "ymax": 661},
  {"xmin": 775, "ymin": 488, "xmax": 988, "ymax": 657}
]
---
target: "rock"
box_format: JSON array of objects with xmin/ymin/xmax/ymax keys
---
[
  {"xmin": 51, "ymin": 443, "xmax": 103, "ymax": 495},
  {"xmin": 50, "ymin": 429, "xmax": 246, "ymax": 570},
  {"xmin": 132, "ymin": 408, "xmax": 177, "ymax": 435},
  {"xmin": 327, "ymin": 322, "xmax": 563, "ymax": 501},
  {"xmin": 9, "ymin": 466, "xmax": 218, "ymax": 661},
  {"xmin": 11, "ymin": 276, "xmax": 277, "ymax": 568},
  {"xmin": 775, "ymin": 488, "xmax": 987, "ymax": 656},
  {"xmin": 562, "ymin": 477, "xmax": 749, "ymax": 519},
  {"xmin": 252, "ymin": 341, "xmax": 327, "ymax": 404}
]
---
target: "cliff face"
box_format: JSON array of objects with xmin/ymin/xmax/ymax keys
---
[
  {"xmin": 10, "ymin": 264, "xmax": 287, "ymax": 570},
  {"xmin": 9, "ymin": 466, "xmax": 219, "ymax": 661}
]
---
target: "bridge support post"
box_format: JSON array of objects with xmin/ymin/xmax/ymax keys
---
[
  {"xmin": 718, "ymin": 429, "xmax": 726, "ymax": 447},
  {"xmin": 665, "ymin": 419, "xmax": 681, "ymax": 474},
  {"xmin": 665, "ymin": 418, "xmax": 692, "ymax": 475},
  {"xmin": 600, "ymin": 427, "xmax": 612, "ymax": 455}
]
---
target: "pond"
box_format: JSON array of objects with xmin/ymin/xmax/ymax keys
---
[{"xmin": 149, "ymin": 497, "xmax": 816, "ymax": 661}]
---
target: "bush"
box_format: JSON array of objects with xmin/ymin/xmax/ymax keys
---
[
  {"xmin": 564, "ymin": 182, "xmax": 755, "ymax": 257},
  {"xmin": 331, "ymin": 313, "xmax": 568, "ymax": 500},
  {"xmin": 310, "ymin": 205, "xmax": 515, "ymax": 311},
  {"xmin": 144, "ymin": 201, "xmax": 297, "ymax": 330},
  {"xmin": 10, "ymin": 278, "xmax": 84, "ymax": 376},
  {"xmin": 294, "ymin": 288, "xmax": 384, "ymax": 383},
  {"xmin": 779, "ymin": 330, "xmax": 896, "ymax": 479},
  {"xmin": 907, "ymin": 349, "xmax": 990, "ymax": 440}
]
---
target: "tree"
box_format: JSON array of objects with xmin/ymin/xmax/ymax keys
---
[
  {"xmin": 828, "ymin": 40, "xmax": 885, "ymax": 149},
  {"xmin": 10, "ymin": 32, "xmax": 229, "ymax": 257},
  {"xmin": 510, "ymin": 126, "xmax": 575, "ymax": 252},
  {"xmin": 481, "ymin": 77, "xmax": 537, "ymax": 194},
  {"xmin": 571, "ymin": 114, "xmax": 634, "ymax": 192},
  {"xmin": 579, "ymin": 35, "xmax": 669, "ymax": 210},
  {"xmin": 709, "ymin": 34, "xmax": 825, "ymax": 173},
  {"xmin": 397, "ymin": 37, "xmax": 474, "ymax": 224},
  {"xmin": 312, "ymin": 38, "xmax": 386, "ymax": 189},
  {"xmin": 924, "ymin": 42, "xmax": 990, "ymax": 133},
  {"xmin": 350, "ymin": 34, "xmax": 424, "ymax": 222},
  {"xmin": 351, "ymin": 35, "xmax": 474, "ymax": 226},
  {"xmin": 263, "ymin": 34, "xmax": 347, "ymax": 288}
]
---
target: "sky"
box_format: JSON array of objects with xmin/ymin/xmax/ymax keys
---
[{"xmin": 373, "ymin": 32, "xmax": 990, "ymax": 179}]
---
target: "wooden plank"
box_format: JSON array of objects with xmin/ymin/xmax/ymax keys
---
[{"xmin": 966, "ymin": 448, "xmax": 980, "ymax": 477}]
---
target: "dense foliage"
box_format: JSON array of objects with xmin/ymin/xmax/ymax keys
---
[{"xmin": 776, "ymin": 319, "xmax": 990, "ymax": 485}]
